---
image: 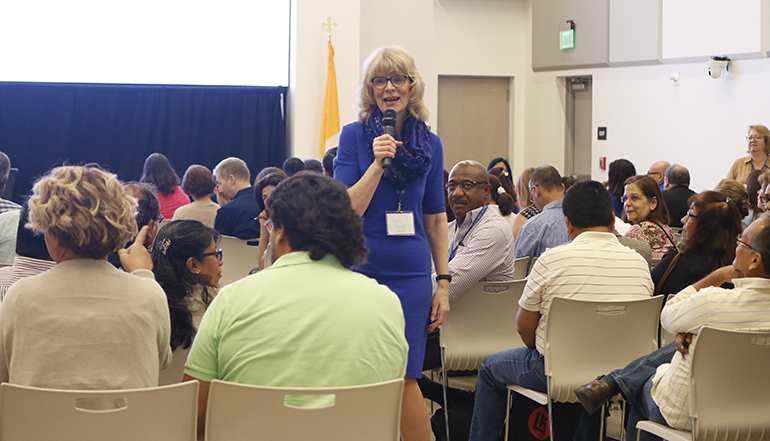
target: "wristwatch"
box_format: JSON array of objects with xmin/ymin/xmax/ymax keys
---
[{"xmin": 436, "ymin": 274, "xmax": 452, "ymax": 283}]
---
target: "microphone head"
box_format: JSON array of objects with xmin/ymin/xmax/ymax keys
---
[{"xmin": 383, "ymin": 109, "xmax": 396, "ymax": 127}]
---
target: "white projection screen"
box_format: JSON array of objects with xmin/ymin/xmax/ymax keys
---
[{"xmin": 0, "ymin": 0, "xmax": 289, "ymax": 86}]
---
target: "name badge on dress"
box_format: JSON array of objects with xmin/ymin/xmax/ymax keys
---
[{"xmin": 386, "ymin": 211, "xmax": 416, "ymax": 236}]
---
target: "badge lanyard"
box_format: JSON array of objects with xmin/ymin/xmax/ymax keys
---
[{"xmin": 449, "ymin": 205, "xmax": 488, "ymax": 261}]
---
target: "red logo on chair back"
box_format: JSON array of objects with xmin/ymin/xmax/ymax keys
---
[{"xmin": 528, "ymin": 407, "xmax": 549, "ymax": 440}]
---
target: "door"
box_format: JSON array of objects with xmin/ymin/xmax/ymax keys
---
[{"xmin": 564, "ymin": 77, "xmax": 592, "ymax": 180}]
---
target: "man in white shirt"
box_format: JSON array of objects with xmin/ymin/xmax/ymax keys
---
[
  {"xmin": 468, "ymin": 180, "xmax": 653, "ymax": 441},
  {"xmin": 434, "ymin": 160, "xmax": 515, "ymax": 299}
]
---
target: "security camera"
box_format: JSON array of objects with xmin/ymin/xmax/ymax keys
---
[{"xmin": 708, "ymin": 57, "xmax": 730, "ymax": 79}]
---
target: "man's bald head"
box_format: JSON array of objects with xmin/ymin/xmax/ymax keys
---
[
  {"xmin": 647, "ymin": 161, "xmax": 671, "ymax": 185},
  {"xmin": 447, "ymin": 161, "xmax": 491, "ymax": 223}
]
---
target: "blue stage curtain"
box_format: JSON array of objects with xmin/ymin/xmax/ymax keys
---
[{"xmin": 0, "ymin": 82, "xmax": 286, "ymax": 202}]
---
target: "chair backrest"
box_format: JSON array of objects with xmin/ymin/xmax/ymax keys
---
[
  {"xmin": 513, "ymin": 256, "xmax": 529, "ymax": 280},
  {"xmin": 218, "ymin": 234, "xmax": 259, "ymax": 286},
  {"xmin": 158, "ymin": 346, "xmax": 191, "ymax": 386},
  {"xmin": 528, "ymin": 256, "xmax": 538, "ymax": 275},
  {"xmin": 544, "ymin": 296, "xmax": 663, "ymax": 402},
  {"xmin": 690, "ymin": 326, "xmax": 770, "ymax": 441},
  {"xmin": 441, "ymin": 280, "xmax": 527, "ymax": 371},
  {"xmin": 204, "ymin": 378, "xmax": 404, "ymax": 441},
  {"xmin": 0, "ymin": 381, "xmax": 198, "ymax": 441},
  {"xmin": 659, "ymin": 294, "xmax": 676, "ymax": 347}
]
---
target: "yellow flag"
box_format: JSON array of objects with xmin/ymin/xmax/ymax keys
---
[{"xmin": 320, "ymin": 41, "xmax": 340, "ymax": 155}]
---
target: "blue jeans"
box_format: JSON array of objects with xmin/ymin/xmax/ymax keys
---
[
  {"xmin": 626, "ymin": 377, "xmax": 668, "ymax": 441},
  {"xmin": 468, "ymin": 347, "xmax": 547, "ymax": 441},
  {"xmin": 610, "ymin": 343, "xmax": 676, "ymax": 411}
]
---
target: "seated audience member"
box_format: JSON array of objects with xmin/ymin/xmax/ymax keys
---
[
  {"xmin": 661, "ymin": 164, "xmax": 696, "ymax": 228},
  {"xmin": 304, "ymin": 158, "xmax": 324, "ymax": 174},
  {"xmin": 512, "ymin": 167, "xmax": 538, "ymax": 239},
  {"xmin": 255, "ymin": 166, "xmax": 285, "ymax": 182},
  {"xmin": 437, "ymin": 161, "xmax": 515, "ymax": 299},
  {"xmin": 488, "ymin": 175, "xmax": 516, "ymax": 228},
  {"xmin": 489, "ymin": 166, "xmax": 519, "ymax": 215},
  {"xmin": 282, "ymin": 156, "xmax": 305, "ymax": 176},
  {"xmin": 108, "ymin": 182, "xmax": 162, "ymax": 268},
  {"xmin": 0, "ymin": 210, "xmax": 19, "ymax": 265},
  {"xmin": 183, "ymin": 173, "xmax": 408, "ymax": 435},
  {"xmin": 151, "ymin": 220, "xmax": 221, "ymax": 351},
  {"xmin": 213, "ymin": 157, "xmax": 260, "ymax": 239},
  {"xmin": 652, "ymin": 191, "xmax": 742, "ymax": 295},
  {"xmin": 577, "ymin": 214, "xmax": 770, "ymax": 441},
  {"xmin": 468, "ymin": 180, "xmax": 653, "ymax": 441},
  {"xmin": 173, "ymin": 165, "xmax": 220, "ymax": 227},
  {"xmin": 254, "ymin": 173, "xmax": 286, "ymax": 270},
  {"xmin": 0, "ymin": 151, "xmax": 21, "ymax": 213},
  {"xmin": 714, "ymin": 178, "xmax": 752, "ymax": 227},
  {"xmin": 0, "ymin": 165, "xmax": 171, "ymax": 389},
  {"xmin": 323, "ymin": 147, "xmax": 338, "ymax": 178},
  {"xmin": 141, "ymin": 153, "xmax": 190, "ymax": 220},
  {"xmin": 607, "ymin": 159, "xmax": 637, "ymax": 218},
  {"xmin": 561, "ymin": 175, "xmax": 576, "ymax": 191},
  {"xmin": 487, "ymin": 157, "xmax": 512, "ymax": 179},
  {"xmin": 623, "ymin": 175, "xmax": 676, "ymax": 259},
  {"xmin": 0, "ymin": 203, "xmax": 54, "ymax": 301},
  {"xmin": 647, "ymin": 160, "xmax": 671, "ymax": 191},
  {"xmin": 514, "ymin": 165, "xmax": 570, "ymax": 270}
]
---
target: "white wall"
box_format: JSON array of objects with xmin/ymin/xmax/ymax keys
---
[{"xmin": 290, "ymin": 0, "xmax": 770, "ymax": 194}]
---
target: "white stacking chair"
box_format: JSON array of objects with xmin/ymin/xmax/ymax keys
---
[
  {"xmin": 506, "ymin": 295, "xmax": 664, "ymax": 441},
  {"xmin": 158, "ymin": 346, "xmax": 191, "ymax": 386},
  {"xmin": 659, "ymin": 294, "xmax": 676, "ymax": 347},
  {"xmin": 637, "ymin": 326, "xmax": 770, "ymax": 441},
  {"xmin": 513, "ymin": 257, "xmax": 529, "ymax": 280},
  {"xmin": 0, "ymin": 381, "xmax": 198, "ymax": 441},
  {"xmin": 438, "ymin": 279, "xmax": 526, "ymax": 439},
  {"xmin": 527, "ymin": 256, "xmax": 539, "ymax": 275},
  {"xmin": 218, "ymin": 234, "xmax": 259, "ymax": 286},
  {"xmin": 204, "ymin": 378, "xmax": 404, "ymax": 441}
]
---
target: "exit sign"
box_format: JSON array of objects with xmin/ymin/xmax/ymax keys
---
[{"xmin": 560, "ymin": 29, "xmax": 574, "ymax": 50}]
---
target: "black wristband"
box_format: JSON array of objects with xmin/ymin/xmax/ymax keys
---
[{"xmin": 436, "ymin": 274, "xmax": 452, "ymax": 283}]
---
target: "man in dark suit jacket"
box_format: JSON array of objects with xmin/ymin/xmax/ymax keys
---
[{"xmin": 662, "ymin": 164, "xmax": 696, "ymax": 228}]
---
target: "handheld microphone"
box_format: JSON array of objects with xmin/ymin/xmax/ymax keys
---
[{"xmin": 382, "ymin": 109, "xmax": 396, "ymax": 169}]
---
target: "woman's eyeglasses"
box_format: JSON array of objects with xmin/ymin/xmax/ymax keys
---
[
  {"xmin": 199, "ymin": 249, "xmax": 223, "ymax": 261},
  {"xmin": 371, "ymin": 75, "xmax": 411, "ymax": 90}
]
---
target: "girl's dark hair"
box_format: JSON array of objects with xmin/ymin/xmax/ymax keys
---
[
  {"xmin": 681, "ymin": 191, "xmax": 742, "ymax": 270},
  {"xmin": 489, "ymin": 174, "xmax": 515, "ymax": 216},
  {"xmin": 608, "ymin": 159, "xmax": 636, "ymax": 199},
  {"xmin": 623, "ymin": 175, "xmax": 671, "ymax": 225},
  {"xmin": 746, "ymin": 170, "xmax": 762, "ymax": 211},
  {"xmin": 488, "ymin": 166, "xmax": 517, "ymax": 203},
  {"xmin": 141, "ymin": 153, "xmax": 181, "ymax": 196},
  {"xmin": 254, "ymin": 173, "xmax": 287, "ymax": 212},
  {"xmin": 150, "ymin": 220, "xmax": 219, "ymax": 350},
  {"xmin": 487, "ymin": 158, "xmax": 512, "ymax": 178}
]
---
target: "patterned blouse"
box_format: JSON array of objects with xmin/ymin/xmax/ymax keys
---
[
  {"xmin": 625, "ymin": 220, "xmax": 676, "ymax": 260},
  {"xmin": 520, "ymin": 205, "xmax": 540, "ymax": 220}
]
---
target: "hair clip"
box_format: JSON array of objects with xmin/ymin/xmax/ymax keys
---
[
  {"xmin": 497, "ymin": 187, "xmax": 506, "ymax": 195},
  {"xmin": 725, "ymin": 197, "xmax": 732, "ymax": 204},
  {"xmin": 159, "ymin": 238, "xmax": 171, "ymax": 255}
]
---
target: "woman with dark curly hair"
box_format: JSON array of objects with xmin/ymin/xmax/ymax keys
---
[
  {"xmin": 173, "ymin": 165, "xmax": 219, "ymax": 227},
  {"xmin": 141, "ymin": 153, "xmax": 190, "ymax": 219},
  {"xmin": 151, "ymin": 220, "xmax": 221, "ymax": 351},
  {"xmin": 254, "ymin": 172, "xmax": 287, "ymax": 270}
]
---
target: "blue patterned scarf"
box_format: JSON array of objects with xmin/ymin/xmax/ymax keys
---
[{"xmin": 364, "ymin": 107, "xmax": 432, "ymax": 189}]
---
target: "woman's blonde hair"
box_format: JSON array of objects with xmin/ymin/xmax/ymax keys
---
[
  {"xmin": 357, "ymin": 46, "xmax": 429, "ymax": 123},
  {"xmin": 28, "ymin": 165, "xmax": 138, "ymax": 259},
  {"xmin": 516, "ymin": 167, "xmax": 536, "ymax": 209},
  {"xmin": 748, "ymin": 125, "xmax": 770, "ymax": 154}
]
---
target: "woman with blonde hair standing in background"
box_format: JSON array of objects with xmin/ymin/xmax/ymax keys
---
[{"xmin": 335, "ymin": 46, "xmax": 449, "ymax": 441}]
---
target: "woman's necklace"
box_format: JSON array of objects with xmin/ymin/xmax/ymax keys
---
[{"xmin": 752, "ymin": 155, "xmax": 768, "ymax": 172}]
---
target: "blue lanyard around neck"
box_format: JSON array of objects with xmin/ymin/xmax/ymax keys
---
[{"xmin": 449, "ymin": 205, "xmax": 488, "ymax": 262}]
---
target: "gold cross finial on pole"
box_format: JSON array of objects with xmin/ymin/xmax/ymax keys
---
[{"xmin": 322, "ymin": 17, "xmax": 336, "ymax": 42}]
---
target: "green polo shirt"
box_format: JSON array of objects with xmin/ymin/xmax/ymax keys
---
[{"xmin": 185, "ymin": 251, "xmax": 408, "ymax": 396}]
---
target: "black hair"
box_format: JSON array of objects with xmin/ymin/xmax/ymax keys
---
[
  {"xmin": 254, "ymin": 173, "xmax": 286, "ymax": 212},
  {"xmin": 15, "ymin": 203, "xmax": 51, "ymax": 260},
  {"xmin": 124, "ymin": 182, "xmax": 161, "ymax": 228},
  {"xmin": 487, "ymin": 157, "xmax": 512, "ymax": 178},
  {"xmin": 607, "ymin": 159, "xmax": 636, "ymax": 199},
  {"xmin": 304, "ymin": 159, "xmax": 324, "ymax": 174},
  {"xmin": 562, "ymin": 180, "xmax": 614, "ymax": 229},
  {"xmin": 282, "ymin": 157, "xmax": 305, "ymax": 177},
  {"xmin": 266, "ymin": 172, "xmax": 367, "ymax": 268},
  {"xmin": 150, "ymin": 220, "xmax": 219, "ymax": 350},
  {"xmin": 489, "ymin": 174, "xmax": 515, "ymax": 216},
  {"xmin": 141, "ymin": 153, "xmax": 181, "ymax": 196},
  {"xmin": 323, "ymin": 147, "xmax": 338, "ymax": 177}
]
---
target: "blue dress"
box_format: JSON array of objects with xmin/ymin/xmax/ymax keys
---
[{"xmin": 335, "ymin": 121, "xmax": 446, "ymax": 378}]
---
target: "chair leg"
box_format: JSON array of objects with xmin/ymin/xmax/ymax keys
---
[
  {"xmin": 440, "ymin": 346, "xmax": 450, "ymax": 440},
  {"xmin": 599, "ymin": 403, "xmax": 606, "ymax": 441},
  {"xmin": 547, "ymin": 377, "xmax": 554, "ymax": 441},
  {"xmin": 504, "ymin": 388, "xmax": 513, "ymax": 441}
]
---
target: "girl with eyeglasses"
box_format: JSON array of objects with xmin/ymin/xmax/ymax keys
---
[{"xmin": 150, "ymin": 220, "xmax": 221, "ymax": 351}]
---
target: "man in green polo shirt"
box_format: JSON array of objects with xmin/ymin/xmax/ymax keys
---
[{"xmin": 184, "ymin": 172, "xmax": 408, "ymax": 435}]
